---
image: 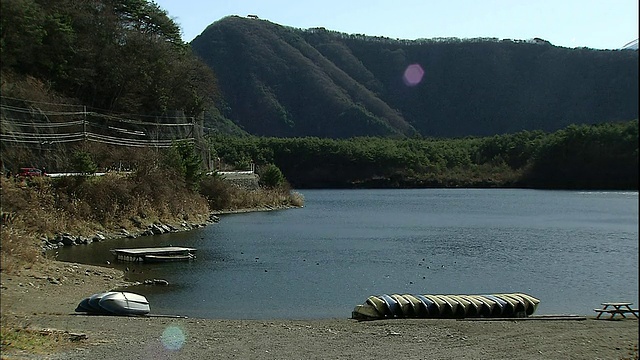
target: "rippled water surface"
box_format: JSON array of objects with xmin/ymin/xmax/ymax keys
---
[{"xmin": 56, "ymin": 189, "xmax": 639, "ymax": 319}]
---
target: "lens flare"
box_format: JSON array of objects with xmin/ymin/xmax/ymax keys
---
[
  {"xmin": 161, "ymin": 326, "xmax": 186, "ymax": 351},
  {"xmin": 403, "ymin": 64, "xmax": 424, "ymax": 86}
]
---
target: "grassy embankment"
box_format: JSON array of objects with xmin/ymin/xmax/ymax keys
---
[{"xmin": 0, "ymin": 170, "xmax": 303, "ymax": 273}]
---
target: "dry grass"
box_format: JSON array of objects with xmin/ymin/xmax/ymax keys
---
[
  {"xmin": 1, "ymin": 177, "xmax": 49, "ymax": 273},
  {"xmin": 0, "ymin": 319, "xmax": 84, "ymax": 356},
  {"xmin": 222, "ymin": 186, "xmax": 303, "ymax": 210},
  {"xmin": 227, "ymin": 187, "xmax": 278, "ymax": 209},
  {"xmin": 1, "ymin": 170, "xmax": 210, "ymax": 231},
  {"xmin": 0, "ymin": 168, "xmax": 304, "ymax": 275},
  {"xmin": 199, "ymin": 176, "xmax": 304, "ymax": 210},
  {"xmin": 0, "ymin": 227, "xmax": 41, "ymax": 273},
  {"xmin": 0, "ymin": 171, "xmax": 208, "ymax": 274},
  {"xmin": 289, "ymin": 191, "xmax": 304, "ymax": 207}
]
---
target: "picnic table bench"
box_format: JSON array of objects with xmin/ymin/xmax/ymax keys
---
[{"xmin": 594, "ymin": 302, "xmax": 639, "ymax": 320}]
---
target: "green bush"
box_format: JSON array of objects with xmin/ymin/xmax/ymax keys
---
[
  {"xmin": 259, "ymin": 164, "xmax": 285, "ymax": 188},
  {"xmin": 72, "ymin": 151, "xmax": 97, "ymax": 174}
]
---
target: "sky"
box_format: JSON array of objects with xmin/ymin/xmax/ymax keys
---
[{"xmin": 153, "ymin": 0, "xmax": 639, "ymax": 50}]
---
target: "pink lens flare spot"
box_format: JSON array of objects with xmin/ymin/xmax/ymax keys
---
[{"xmin": 403, "ymin": 64, "xmax": 424, "ymax": 86}]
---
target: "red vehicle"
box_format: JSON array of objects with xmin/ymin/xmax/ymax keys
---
[{"xmin": 17, "ymin": 167, "xmax": 44, "ymax": 177}]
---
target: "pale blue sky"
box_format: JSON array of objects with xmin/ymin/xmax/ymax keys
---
[{"xmin": 154, "ymin": 0, "xmax": 638, "ymax": 49}]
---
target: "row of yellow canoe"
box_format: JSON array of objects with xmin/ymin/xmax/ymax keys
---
[{"xmin": 352, "ymin": 293, "xmax": 540, "ymax": 320}]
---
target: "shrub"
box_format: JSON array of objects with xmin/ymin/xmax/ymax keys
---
[
  {"xmin": 163, "ymin": 142, "xmax": 204, "ymax": 191},
  {"xmin": 72, "ymin": 151, "xmax": 97, "ymax": 174},
  {"xmin": 259, "ymin": 164, "xmax": 285, "ymax": 188},
  {"xmin": 199, "ymin": 175, "xmax": 233, "ymax": 210}
]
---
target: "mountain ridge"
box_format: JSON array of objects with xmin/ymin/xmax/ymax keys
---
[{"xmin": 192, "ymin": 16, "xmax": 638, "ymax": 139}]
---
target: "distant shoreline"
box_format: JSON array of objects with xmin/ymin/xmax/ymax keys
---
[{"xmin": 210, "ymin": 204, "xmax": 300, "ymax": 215}]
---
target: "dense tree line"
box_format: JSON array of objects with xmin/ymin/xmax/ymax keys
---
[
  {"xmin": 524, "ymin": 121, "xmax": 639, "ymax": 189},
  {"xmin": 208, "ymin": 120, "xmax": 638, "ymax": 190},
  {"xmin": 192, "ymin": 16, "xmax": 638, "ymax": 139}
]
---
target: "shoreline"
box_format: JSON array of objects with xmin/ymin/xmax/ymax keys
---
[
  {"xmin": 210, "ymin": 204, "xmax": 301, "ymax": 215},
  {"xmin": 1, "ymin": 257, "xmax": 638, "ymax": 359},
  {"xmin": 40, "ymin": 205, "xmax": 300, "ymax": 254},
  {"xmin": 3, "ymin": 204, "xmax": 638, "ymax": 359},
  {"xmin": 2, "ymin": 257, "xmax": 638, "ymax": 359}
]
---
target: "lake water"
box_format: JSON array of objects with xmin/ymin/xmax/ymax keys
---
[{"xmin": 55, "ymin": 189, "xmax": 639, "ymax": 319}]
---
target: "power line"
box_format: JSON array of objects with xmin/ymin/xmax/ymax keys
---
[
  {"xmin": 4, "ymin": 131, "xmax": 84, "ymax": 139},
  {"xmin": 1, "ymin": 131, "xmax": 192, "ymax": 147},
  {"xmin": 1, "ymin": 137, "xmax": 84, "ymax": 144},
  {"xmin": 0, "ymin": 95, "xmax": 84, "ymax": 108},
  {"xmin": 0, "ymin": 118, "xmax": 84, "ymax": 127},
  {"xmin": 88, "ymin": 112, "xmax": 194, "ymax": 127},
  {"xmin": 0, "ymin": 104, "xmax": 86, "ymax": 116},
  {"xmin": 0, "ymin": 95, "xmax": 199, "ymax": 120},
  {"xmin": 2, "ymin": 103, "xmax": 194, "ymax": 127},
  {"xmin": 1, "ymin": 95, "xmax": 201, "ymax": 149}
]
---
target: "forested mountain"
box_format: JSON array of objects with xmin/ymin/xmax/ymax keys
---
[{"xmin": 191, "ymin": 16, "xmax": 639, "ymax": 138}]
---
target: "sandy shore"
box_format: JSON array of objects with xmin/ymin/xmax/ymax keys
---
[{"xmin": 1, "ymin": 260, "xmax": 638, "ymax": 360}]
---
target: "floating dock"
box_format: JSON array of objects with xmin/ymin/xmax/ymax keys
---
[{"xmin": 110, "ymin": 247, "xmax": 197, "ymax": 262}]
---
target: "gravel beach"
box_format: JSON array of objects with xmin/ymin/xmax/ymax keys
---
[{"xmin": 1, "ymin": 260, "xmax": 638, "ymax": 360}]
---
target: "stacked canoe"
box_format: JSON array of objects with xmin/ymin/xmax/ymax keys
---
[
  {"xmin": 75, "ymin": 291, "xmax": 150, "ymax": 316},
  {"xmin": 352, "ymin": 293, "xmax": 539, "ymax": 320}
]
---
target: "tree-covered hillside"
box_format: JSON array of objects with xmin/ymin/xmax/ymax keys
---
[
  {"xmin": 1, "ymin": 0, "xmax": 248, "ymax": 171},
  {"xmin": 1, "ymin": 0, "xmax": 219, "ymax": 118},
  {"xmin": 192, "ymin": 16, "xmax": 417, "ymax": 139},
  {"xmin": 191, "ymin": 16, "xmax": 639, "ymax": 139}
]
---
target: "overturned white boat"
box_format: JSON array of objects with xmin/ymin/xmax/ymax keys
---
[
  {"xmin": 75, "ymin": 291, "xmax": 150, "ymax": 316},
  {"xmin": 352, "ymin": 292, "xmax": 539, "ymax": 320}
]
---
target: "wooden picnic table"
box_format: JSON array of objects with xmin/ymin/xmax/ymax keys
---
[{"xmin": 594, "ymin": 302, "xmax": 639, "ymax": 320}]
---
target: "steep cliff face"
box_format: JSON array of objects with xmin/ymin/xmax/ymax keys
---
[{"xmin": 191, "ymin": 16, "xmax": 639, "ymax": 139}]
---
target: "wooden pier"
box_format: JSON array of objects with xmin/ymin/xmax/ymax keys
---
[{"xmin": 110, "ymin": 247, "xmax": 197, "ymax": 262}]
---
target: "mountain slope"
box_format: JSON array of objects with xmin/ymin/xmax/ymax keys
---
[
  {"xmin": 192, "ymin": 16, "xmax": 639, "ymax": 138},
  {"xmin": 193, "ymin": 16, "xmax": 416, "ymax": 138}
]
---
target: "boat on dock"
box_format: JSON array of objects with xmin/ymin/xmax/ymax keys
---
[{"xmin": 110, "ymin": 246, "xmax": 197, "ymax": 262}]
